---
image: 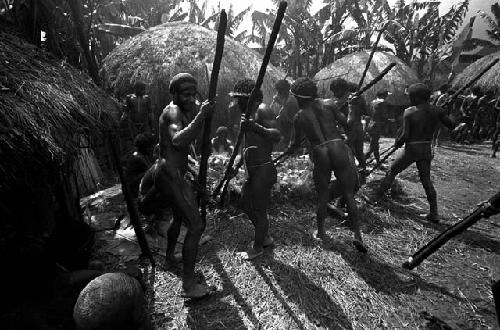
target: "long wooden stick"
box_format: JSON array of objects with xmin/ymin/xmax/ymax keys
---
[
  {"xmin": 198, "ymin": 10, "xmax": 227, "ymax": 222},
  {"xmin": 358, "ymin": 24, "xmax": 387, "ymax": 90},
  {"xmin": 108, "ymin": 133, "xmax": 155, "ymax": 267},
  {"xmin": 213, "ymin": 1, "xmax": 288, "ymax": 201}
]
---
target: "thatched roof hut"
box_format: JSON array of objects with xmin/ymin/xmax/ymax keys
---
[
  {"xmin": 0, "ymin": 30, "xmax": 119, "ymax": 298},
  {"xmin": 100, "ymin": 21, "xmax": 286, "ymax": 131},
  {"xmin": 452, "ymin": 51, "xmax": 500, "ymax": 93},
  {"xmin": 313, "ymin": 51, "xmax": 420, "ymax": 106}
]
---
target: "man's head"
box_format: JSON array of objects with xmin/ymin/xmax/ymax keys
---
[
  {"xmin": 134, "ymin": 81, "xmax": 146, "ymax": 97},
  {"xmin": 275, "ymin": 79, "xmax": 291, "ymax": 96},
  {"xmin": 215, "ymin": 126, "xmax": 228, "ymax": 139},
  {"xmin": 169, "ymin": 73, "xmax": 198, "ymax": 112},
  {"xmin": 134, "ymin": 133, "xmax": 153, "ymax": 155},
  {"xmin": 230, "ymin": 78, "xmax": 263, "ymax": 113},
  {"xmin": 291, "ymin": 77, "xmax": 317, "ymax": 108},
  {"xmin": 376, "ymin": 90, "xmax": 389, "ymax": 99},
  {"xmin": 329, "ymin": 78, "xmax": 349, "ymax": 98},
  {"xmin": 471, "ymin": 86, "xmax": 482, "ymax": 97},
  {"xmin": 408, "ymin": 83, "xmax": 431, "ymax": 106}
]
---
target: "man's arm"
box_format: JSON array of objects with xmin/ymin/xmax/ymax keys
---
[
  {"xmin": 323, "ymin": 99, "xmax": 347, "ymax": 128},
  {"xmin": 438, "ymin": 107, "xmax": 455, "ymax": 130},
  {"xmin": 288, "ymin": 113, "xmax": 303, "ymax": 152},
  {"xmin": 395, "ymin": 109, "xmax": 410, "ymax": 147},
  {"xmin": 243, "ymin": 104, "xmax": 281, "ymax": 142}
]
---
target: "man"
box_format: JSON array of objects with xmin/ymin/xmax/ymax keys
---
[
  {"xmin": 229, "ymin": 79, "xmax": 281, "ymax": 260},
  {"xmin": 211, "ymin": 126, "xmax": 233, "ymax": 154},
  {"xmin": 288, "ymin": 77, "xmax": 366, "ymax": 252},
  {"xmin": 329, "ymin": 78, "xmax": 368, "ymax": 176},
  {"xmin": 492, "ymin": 97, "xmax": 500, "ymax": 158},
  {"xmin": 125, "ymin": 134, "xmax": 153, "ymax": 198},
  {"xmin": 138, "ymin": 73, "xmax": 215, "ymax": 298},
  {"xmin": 271, "ymin": 79, "xmax": 300, "ymax": 150},
  {"xmin": 121, "ymin": 81, "xmax": 154, "ymax": 138},
  {"xmin": 365, "ymin": 90, "xmax": 390, "ymax": 164},
  {"xmin": 368, "ymin": 83, "xmax": 455, "ymax": 223}
]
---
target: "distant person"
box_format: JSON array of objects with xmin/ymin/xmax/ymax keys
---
[
  {"xmin": 211, "ymin": 126, "xmax": 233, "ymax": 154},
  {"xmin": 124, "ymin": 134, "xmax": 153, "ymax": 198},
  {"xmin": 121, "ymin": 81, "xmax": 154, "ymax": 138},
  {"xmin": 365, "ymin": 90, "xmax": 390, "ymax": 164},
  {"xmin": 492, "ymin": 97, "xmax": 500, "ymax": 158},
  {"xmin": 271, "ymin": 79, "xmax": 299, "ymax": 150},
  {"xmin": 367, "ymin": 83, "xmax": 455, "ymax": 223}
]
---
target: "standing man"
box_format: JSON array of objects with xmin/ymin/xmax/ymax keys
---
[
  {"xmin": 365, "ymin": 90, "xmax": 390, "ymax": 164},
  {"xmin": 138, "ymin": 73, "xmax": 215, "ymax": 299},
  {"xmin": 288, "ymin": 78, "xmax": 366, "ymax": 252},
  {"xmin": 230, "ymin": 79, "xmax": 281, "ymax": 260},
  {"xmin": 368, "ymin": 83, "xmax": 455, "ymax": 223},
  {"xmin": 122, "ymin": 81, "xmax": 155, "ymax": 138},
  {"xmin": 271, "ymin": 79, "xmax": 299, "ymax": 150},
  {"xmin": 329, "ymin": 78, "xmax": 368, "ymax": 177}
]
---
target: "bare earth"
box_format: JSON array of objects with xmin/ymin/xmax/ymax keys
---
[{"xmin": 93, "ymin": 138, "xmax": 500, "ymax": 329}]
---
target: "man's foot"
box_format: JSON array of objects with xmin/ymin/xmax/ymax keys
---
[
  {"xmin": 426, "ymin": 213, "xmax": 440, "ymax": 223},
  {"xmin": 327, "ymin": 204, "xmax": 348, "ymax": 220},
  {"xmin": 353, "ymin": 240, "xmax": 368, "ymax": 253},
  {"xmin": 237, "ymin": 247, "xmax": 264, "ymax": 261},
  {"xmin": 182, "ymin": 283, "xmax": 214, "ymax": 299},
  {"xmin": 250, "ymin": 236, "xmax": 274, "ymax": 248},
  {"xmin": 313, "ymin": 229, "xmax": 326, "ymax": 241},
  {"xmin": 363, "ymin": 191, "xmax": 382, "ymax": 205},
  {"xmin": 164, "ymin": 252, "xmax": 182, "ymax": 270}
]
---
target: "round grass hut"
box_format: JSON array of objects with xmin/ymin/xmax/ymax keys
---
[
  {"xmin": 100, "ymin": 21, "xmax": 286, "ymax": 134},
  {"xmin": 452, "ymin": 51, "xmax": 500, "ymax": 93},
  {"xmin": 0, "ymin": 28, "xmax": 119, "ymax": 309},
  {"xmin": 313, "ymin": 51, "xmax": 420, "ymax": 106}
]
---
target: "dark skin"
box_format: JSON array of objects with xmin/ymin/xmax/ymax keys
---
[
  {"xmin": 289, "ymin": 97, "xmax": 366, "ymax": 251},
  {"xmin": 331, "ymin": 88, "xmax": 368, "ymax": 172},
  {"xmin": 235, "ymin": 97, "xmax": 281, "ymax": 260},
  {"xmin": 142, "ymin": 81, "xmax": 214, "ymax": 298},
  {"xmin": 272, "ymin": 88, "xmax": 299, "ymax": 150},
  {"xmin": 365, "ymin": 95, "xmax": 389, "ymax": 163},
  {"xmin": 123, "ymin": 86, "xmax": 154, "ymax": 137},
  {"xmin": 374, "ymin": 94, "xmax": 455, "ymax": 222}
]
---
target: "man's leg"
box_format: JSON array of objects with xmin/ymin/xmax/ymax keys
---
[
  {"xmin": 373, "ymin": 150, "xmax": 414, "ymax": 198},
  {"xmin": 416, "ymin": 159, "xmax": 439, "ymax": 222},
  {"xmin": 165, "ymin": 211, "xmax": 182, "ymax": 266},
  {"xmin": 156, "ymin": 169, "xmax": 208, "ymax": 297},
  {"xmin": 313, "ymin": 162, "xmax": 331, "ymax": 240}
]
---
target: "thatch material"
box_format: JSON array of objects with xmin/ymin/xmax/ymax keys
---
[
  {"xmin": 313, "ymin": 51, "xmax": 420, "ymax": 106},
  {"xmin": 0, "ymin": 30, "xmax": 119, "ymax": 189},
  {"xmin": 100, "ymin": 21, "xmax": 286, "ymax": 128},
  {"xmin": 452, "ymin": 51, "xmax": 500, "ymax": 93}
]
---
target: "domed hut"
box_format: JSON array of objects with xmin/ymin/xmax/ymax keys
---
[
  {"xmin": 314, "ymin": 51, "xmax": 420, "ymax": 106},
  {"xmin": 452, "ymin": 51, "xmax": 500, "ymax": 94},
  {"xmin": 100, "ymin": 21, "xmax": 286, "ymax": 136},
  {"xmin": 0, "ymin": 29, "xmax": 119, "ymax": 308}
]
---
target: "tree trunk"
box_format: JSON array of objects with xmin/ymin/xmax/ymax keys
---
[{"xmin": 68, "ymin": 0, "xmax": 100, "ymax": 85}]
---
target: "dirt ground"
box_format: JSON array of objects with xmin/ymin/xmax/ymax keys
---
[{"xmin": 87, "ymin": 138, "xmax": 499, "ymax": 329}]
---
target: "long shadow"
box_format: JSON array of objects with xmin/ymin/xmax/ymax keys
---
[
  {"xmin": 252, "ymin": 256, "xmax": 353, "ymax": 330},
  {"xmin": 185, "ymin": 270, "xmax": 249, "ymax": 330},
  {"xmin": 321, "ymin": 237, "xmax": 463, "ymax": 301},
  {"xmin": 184, "ymin": 245, "xmax": 261, "ymax": 330},
  {"xmin": 385, "ymin": 199, "xmax": 500, "ymax": 255},
  {"xmin": 438, "ymin": 143, "xmax": 490, "ymax": 156}
]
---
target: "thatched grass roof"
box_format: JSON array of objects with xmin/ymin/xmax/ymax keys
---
[
  {"xmin": 452, "ymin": 51, "xmax": 500, "ymax": 93},
  {"xmin": 100, "ymin": 21, "xmax": 286, "ymax": 126},
  {"xmin": 0, "ymin": 31, "xmax": 119, "ymax": 189},
  {"xmin": 313, "ymin": 51, "xmax": 420, "ymax": 106}
]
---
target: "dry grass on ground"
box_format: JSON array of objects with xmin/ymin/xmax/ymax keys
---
[{"xmin": 92, "ymin": 138, "xmax": 500, "ymax": 329}]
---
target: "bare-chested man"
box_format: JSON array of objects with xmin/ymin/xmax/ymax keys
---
[
  {"xmin": 271, "ymin": 79, "xmax": 299, "ymax": 151},
  {"xmin": 138, "ymin": 73, "xmax": 214, "ymax": 298},
  {"xmin": 329, "ymin": 78, "xmax": 368, "ymax": 176},
  {"xmin": 368, "ymin": 83, "xmax": 455, "ymax": 223},
  {"xmin": 365, "ymin": 90, "xmax": 390, "ymax": 164},
  {"xmin": 229, "ymin": 79, "xmax": 281, "ymax": 260},
  {"xmin": 288, "ymin": 78, "xmax": 366, "ymax": 252}
]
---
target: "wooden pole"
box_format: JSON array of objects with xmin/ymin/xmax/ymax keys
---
[
  {"xmin": 197, "ymin": 10, "xmax": 227, "ymax": 222},
  {"xmin": 213, "ymin": 1, "xmax": 288, "ymax": 201}
]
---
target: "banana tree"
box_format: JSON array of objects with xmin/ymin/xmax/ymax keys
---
[{"xmin": 479, "ymin": 3, "xmax": 500, "ymax": 43}]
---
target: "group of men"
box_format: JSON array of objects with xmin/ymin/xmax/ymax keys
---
[
  {"xmin": 432, "ymin": 84, "xmax": 500, "ymax": 157},
  {"xmin": 120, "ymin": 71, "xmax": 462, "ymax": 299}
]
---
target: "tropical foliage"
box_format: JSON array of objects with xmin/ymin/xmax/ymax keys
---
[{"xmin": 479, "ymin": 2, "xmax": 500, "ymax": 43}]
